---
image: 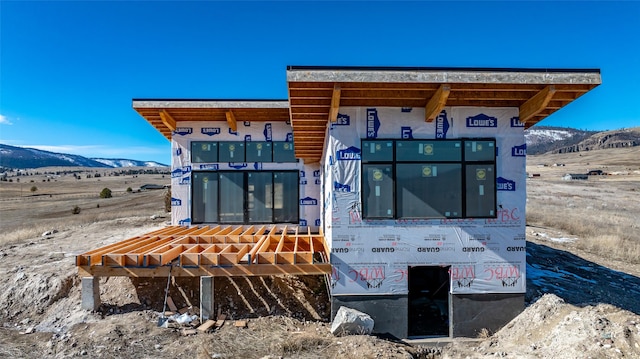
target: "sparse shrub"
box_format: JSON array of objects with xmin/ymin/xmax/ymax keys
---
[
  {"xmin": 126, "ymin": 187, "xmax": 132, "ymax": 193},
  {"xmin": 99, "ymin": 188, "xmax": 112, "ymax": 198},
  {"xmin": 30, "ymin": 186, "xmax": 37, "ymax": 193},
  {"xmin": 96, "ymin": 204, "xmax": 100, "ymax": 208},
  {"xmin": 72, "ymin": 205, "xmax": 81, "ymax": 215}
]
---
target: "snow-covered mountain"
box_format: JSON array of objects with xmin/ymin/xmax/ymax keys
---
[
  {"xmin": 0, "ymin": 144, "xmax": 168, "ymax": 169},
  {"xmin": 91, "ymin": 158, "xmax": 168, "ymax": 168},
  {"xmin": 525, "ymin": 127, "xmax": 599, "ymax": 155}
]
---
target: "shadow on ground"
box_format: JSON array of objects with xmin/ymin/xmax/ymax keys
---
[{"xmin": 526, "ymin": 241, "xmax": 640, "ymax": 315}]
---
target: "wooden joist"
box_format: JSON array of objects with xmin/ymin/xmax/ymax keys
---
[
  {"xmin": 77, "ymin": 225, "xmax": 329, "ymax": 276},
  {"xmin": 519, "ymin": 85, "xmax": 556, "ymax": 124},
  {"xmin": 425, "ymin": 84, "xmax": 451, "ymax": 122}
]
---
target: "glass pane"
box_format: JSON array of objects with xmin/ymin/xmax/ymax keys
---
[
  {"xmin": 192, "ymin": 172, "xmax": 218, "ymax": 223},
  {"xmin": 248, "ymin": 172, "xmax": 272, "ymax": 223},
  {"xmin": 464, "ymin": 140, "xmax": 496, "ymax": 162},
  {"xmin": 246, "ymin": 141, "xmax": 273, "ymax": 162},
  {"xmin": 191, "ymin": 142, "xmax": 218, "ymax": 163},
  {"xmin": 362, "ymin": 140, "xmax": 393, "ymax": 162},
  {"xmin": 219, "ymin": 172, "xmax": 244, "ymax": 223},
  {"xmin": 362, "ymin": 164, "xmax": 394, "ymax": 218},
  {"xmin": 273, "ymin": 172, "xmax": 299, "ymax": 223},
  {"xmin": 396, "ymin": 163, "xmax": 461, "ymax": 218},
  {"xmin": 273, "ymin": 142, "xmax": 296, "ymax": 162},
  {"xmin": 218, "ymin": 142, "xmax": 245, "ymax": 162},
  {"xmin": 465, "ymin": 164, "xmax": 496, "ymax": 217},
  {"xmin": 396, "ymin": 140, "xmax": 461, "ymax": 162}
]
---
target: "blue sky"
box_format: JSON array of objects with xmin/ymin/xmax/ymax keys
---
[{"xmin": 1, "ymin": 1, "xmax": 638, "ymax": 165}]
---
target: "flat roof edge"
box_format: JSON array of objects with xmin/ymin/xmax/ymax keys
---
[
  {"xmin": 132, "ymin": 99, "xmax": 290, "ymax": 109},
  {"xmin": 287, "ymin": 65, "xmax": 601, "ymax": 74},
  {"xmin": 287, "ymin": 68, "xmax": 602, "ymax": 85}
]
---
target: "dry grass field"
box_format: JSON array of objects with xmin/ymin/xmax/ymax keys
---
[
  {"xmin": 0, "ymin": 167, "xmax": 170, "ymax": 243},
  {"xmin": 526, "ymin": 147, "xmax": 640, "ymax": 264}
]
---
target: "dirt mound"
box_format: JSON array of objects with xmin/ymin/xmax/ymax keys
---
[{"xmin": 470, "ymin": 294, "xmax": 640, "ymax": 358}]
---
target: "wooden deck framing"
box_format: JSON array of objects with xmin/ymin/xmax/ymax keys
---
[{"xmin": 76, "ymin": 225, "xmax": 331, "ymax": 278}]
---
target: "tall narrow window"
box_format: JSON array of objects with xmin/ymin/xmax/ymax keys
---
[
  {"xmin": 192, "ymin": 172, "xmax": 218, "ymax": 223},
  {"xmin": 219, "ymin": 172, "xmax": 244, "ymax": 223}
]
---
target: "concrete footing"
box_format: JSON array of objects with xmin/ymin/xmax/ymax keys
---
[
  {"xmin": 200, "ymin": 276, "xmax": 215, "ymax": 321},
  {"xmin": 81, "ymin": 277, "xmax": 101, "ymax": 311}
]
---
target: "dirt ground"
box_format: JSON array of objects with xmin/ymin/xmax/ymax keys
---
[{"xmin": 0, "ymin": 155, "xmax": 639, "ymax": 358}]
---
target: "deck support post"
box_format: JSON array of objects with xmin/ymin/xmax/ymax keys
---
[
  {"xmin": 81, "ymin": 277, "xmax": 101, "ymax": 311},
  {"xmin": 200, "ymin": 276, "xmax": 215, "ymax": 321}
]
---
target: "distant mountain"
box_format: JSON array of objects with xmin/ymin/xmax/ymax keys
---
[
  {"xmin": 0, "ymin": 144, "xmax": 168, "ymax": 169},
  {"xmin": 91, "ymin": 158, "xmax": 168, "ymax": 168},
  {"xmin": 525, "ymin": 126, "xmax": 640, "ymax": 155},
  {"xmin": 525, "ymin": 126, "xmax": 598, "ymax": 155}
]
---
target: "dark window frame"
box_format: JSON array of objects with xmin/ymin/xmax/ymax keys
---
[
  {"xmin": 191, "ymin": 141, "xmax": 297, "ymax": 163},
  {"xmin": 361, "ymin": 138, "xmax": 497, "ymax": 219},
  {"xmin": 191, "ymin": 170, "xmax": 300, "ymax": 225}
]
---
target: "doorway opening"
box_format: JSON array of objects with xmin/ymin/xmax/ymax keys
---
[{"xmin": 408, "ymin": 266, "xmax": 450, "ymax": 337}]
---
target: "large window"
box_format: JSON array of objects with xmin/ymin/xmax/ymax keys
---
[
  {"xmin": 362, "ymin": 139, "xmax": 496, "ymax": 219},
  {"xmin": 192, "ymin": 171, "xmax": 299, "ymax": 224}
]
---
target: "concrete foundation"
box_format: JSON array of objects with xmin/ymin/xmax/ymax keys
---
[
  {"xmin": 200, "ymin": 276, "xmax": 215, "ymax": 321},
  {"xmin": 331, "ymin": 295, "xmax": 408, "ymax": 339},
  {"xmin": 451, "ymin": 293, "xmax": 524, "ymax": 337},
  {"xmin": 332, "ymin": 293, "xmax": 524, "ymax": 339},
  {"xmin": 81, "ymin": 277, "xmax": 101, "ymax": 311}
]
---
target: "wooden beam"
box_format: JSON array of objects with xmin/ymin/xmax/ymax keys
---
[
  {"xmin": 225, "ymin": 110, "xmax": 237, "ymax": 132},
  {"xmin": 520, "ymin": 85, "xmax": 556, "ymax": 124},
  {"xmin": 328, "ymin": 85, "xmax": 341, "ymax": 123},
  {"xmin": 425, "ymin": 84, "xmax": 451, "ymax": 122},
  {"xmin": 159, "ymin": 110, "xmax": 177, "ymax": 132}
]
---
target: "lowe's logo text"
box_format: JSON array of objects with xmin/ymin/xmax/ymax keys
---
[
  {"xmin": 201, "ymin": 128, "xmax": 221, "ymax": 136},
  {"xmin": 178, "ymin": 218, "xmax": 191, "ymax": 226},
  {"xmin": 497, "ymin": 177, "xmax": 516, "ymax": 191},
  {"xmin": 229, "ymin": 163, "xmax": 248, "ymax": 169},
  {"xmin": 366, "ymin": 108, "xmax": 380, "ymax": 138},
  {"xmin": 175, "ymin": 148, "xmax": 182, "ymax": 156},
  {"xmin": 299, "ymin": 219, "xmax": 307, "ymax": 226},
  {"xmin": 199, "ymin": 164, "xmax": 219, "ymax": 170},
  {"xmin": 332, "ymin": 113, "xmax": 350, "ymax": 127},
  {"xmin": 401, "ymin": 126, "xmax": 413, "ymax": 139},
  {"xmin": 179, "ymin": 177, "xmax": 190, "ymax": 185},
  {"xmin": 171, "ymin": 197, "xmax": 182, "ymax": 206},
  {"xmin": 171, "ymin": 166, "xmax": 192, "ymax": 178},
  {"xmin": 510, "ymin": 117, "xmax": 525, "ymax": 127},
  {"xmin": 512, "ymin": 144, "xmax": 527, "ymax": 157},
  {"xmin": 174, "ymin": 127, "xmax": 193, "ymax": 136},
  {"xmin": 300, "ymin": 197, "xmax": 318, "ymax": 206},
  {"xmin": 334, "ymin": 181, "xmax": 351, "ymax": 192},
  {"xmin": 286, "ymin": 133, "xmax": 293, "ymax": 142},
  {"xmin": 337, "ymin": 146, "xmax": 361, "ymax": 161},
  {"xmin": 466, "ymin": 114, "xmax": 497, "ymax": 128},
  {"xmin": 263, "ymin": 124, "xmax": 272, "ymax": 141},
  {"xmin": 435, "ymin": 110, "xmax": 450, "ymax": 139}
]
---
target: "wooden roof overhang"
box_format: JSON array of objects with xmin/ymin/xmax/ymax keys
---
[
  {"xmin": 287, "ymin": 66, "xmax": 601, "ymax": 163},
  {"xmin": 132, "ymin": 100, "xmax": 291, "ymax": 140},
  {"xmin": 76, "ymin": 225, "xmax": 330, "ymax": 278}
]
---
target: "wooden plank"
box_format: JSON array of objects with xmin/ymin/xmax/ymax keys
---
[
  {"xmin": 328, "ymin": 85, "xmax": 341, "ymax": 123},
  {"xmin": 425, "ymin": 84, "xmax": 451, "ymax": 122},
  {"xmin": 520, "ymin": 85, "xmax": 556, "ymax": 124},
  {"xmin": 159, "ymin": 110, "xmax": 177, "ymax": 132},
  {"xmin": 79, "ymin": 263, "xmax": 332, "ymax": 277},
  {"xmin": 181, "ymin": 329, "xmax": 197, "ymax": 336},
  {"xmin": 167, "ymin": 296, "xmax": 178, "ymax": 312},
  {"xmin": 197, "ymin": 319, "xmax": 216, "ymax": 332},
  {"xmin": 234, "ymin": 320, "xmax": 248, "ymax": 328},
  {"xmin": 225, "ymin": 110, "xmax": 237, "ymax": 132}
]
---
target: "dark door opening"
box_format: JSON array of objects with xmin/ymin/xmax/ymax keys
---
[{"xmin": 408, "ymin": 266, "xmax": 450, "ymax": 337}]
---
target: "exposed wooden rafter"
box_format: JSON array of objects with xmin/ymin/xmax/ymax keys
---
[
  {"xmin": 328, "ymin": 85, "xmax": 341, "ymax": 123},
  {"xmin": 425, "ymin": 84, "xmax": 451, "ymax": 122},
  {"xmin": 225, "ymin": 110, "xmax": 238, "ymax": 132},
  {"xmin": 159, "ymin": 109, "xmax": 177, "ymax": 132},
  {"xmin": 519, "ymin": 85, "xmax": 557, "ymax": 124}
]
